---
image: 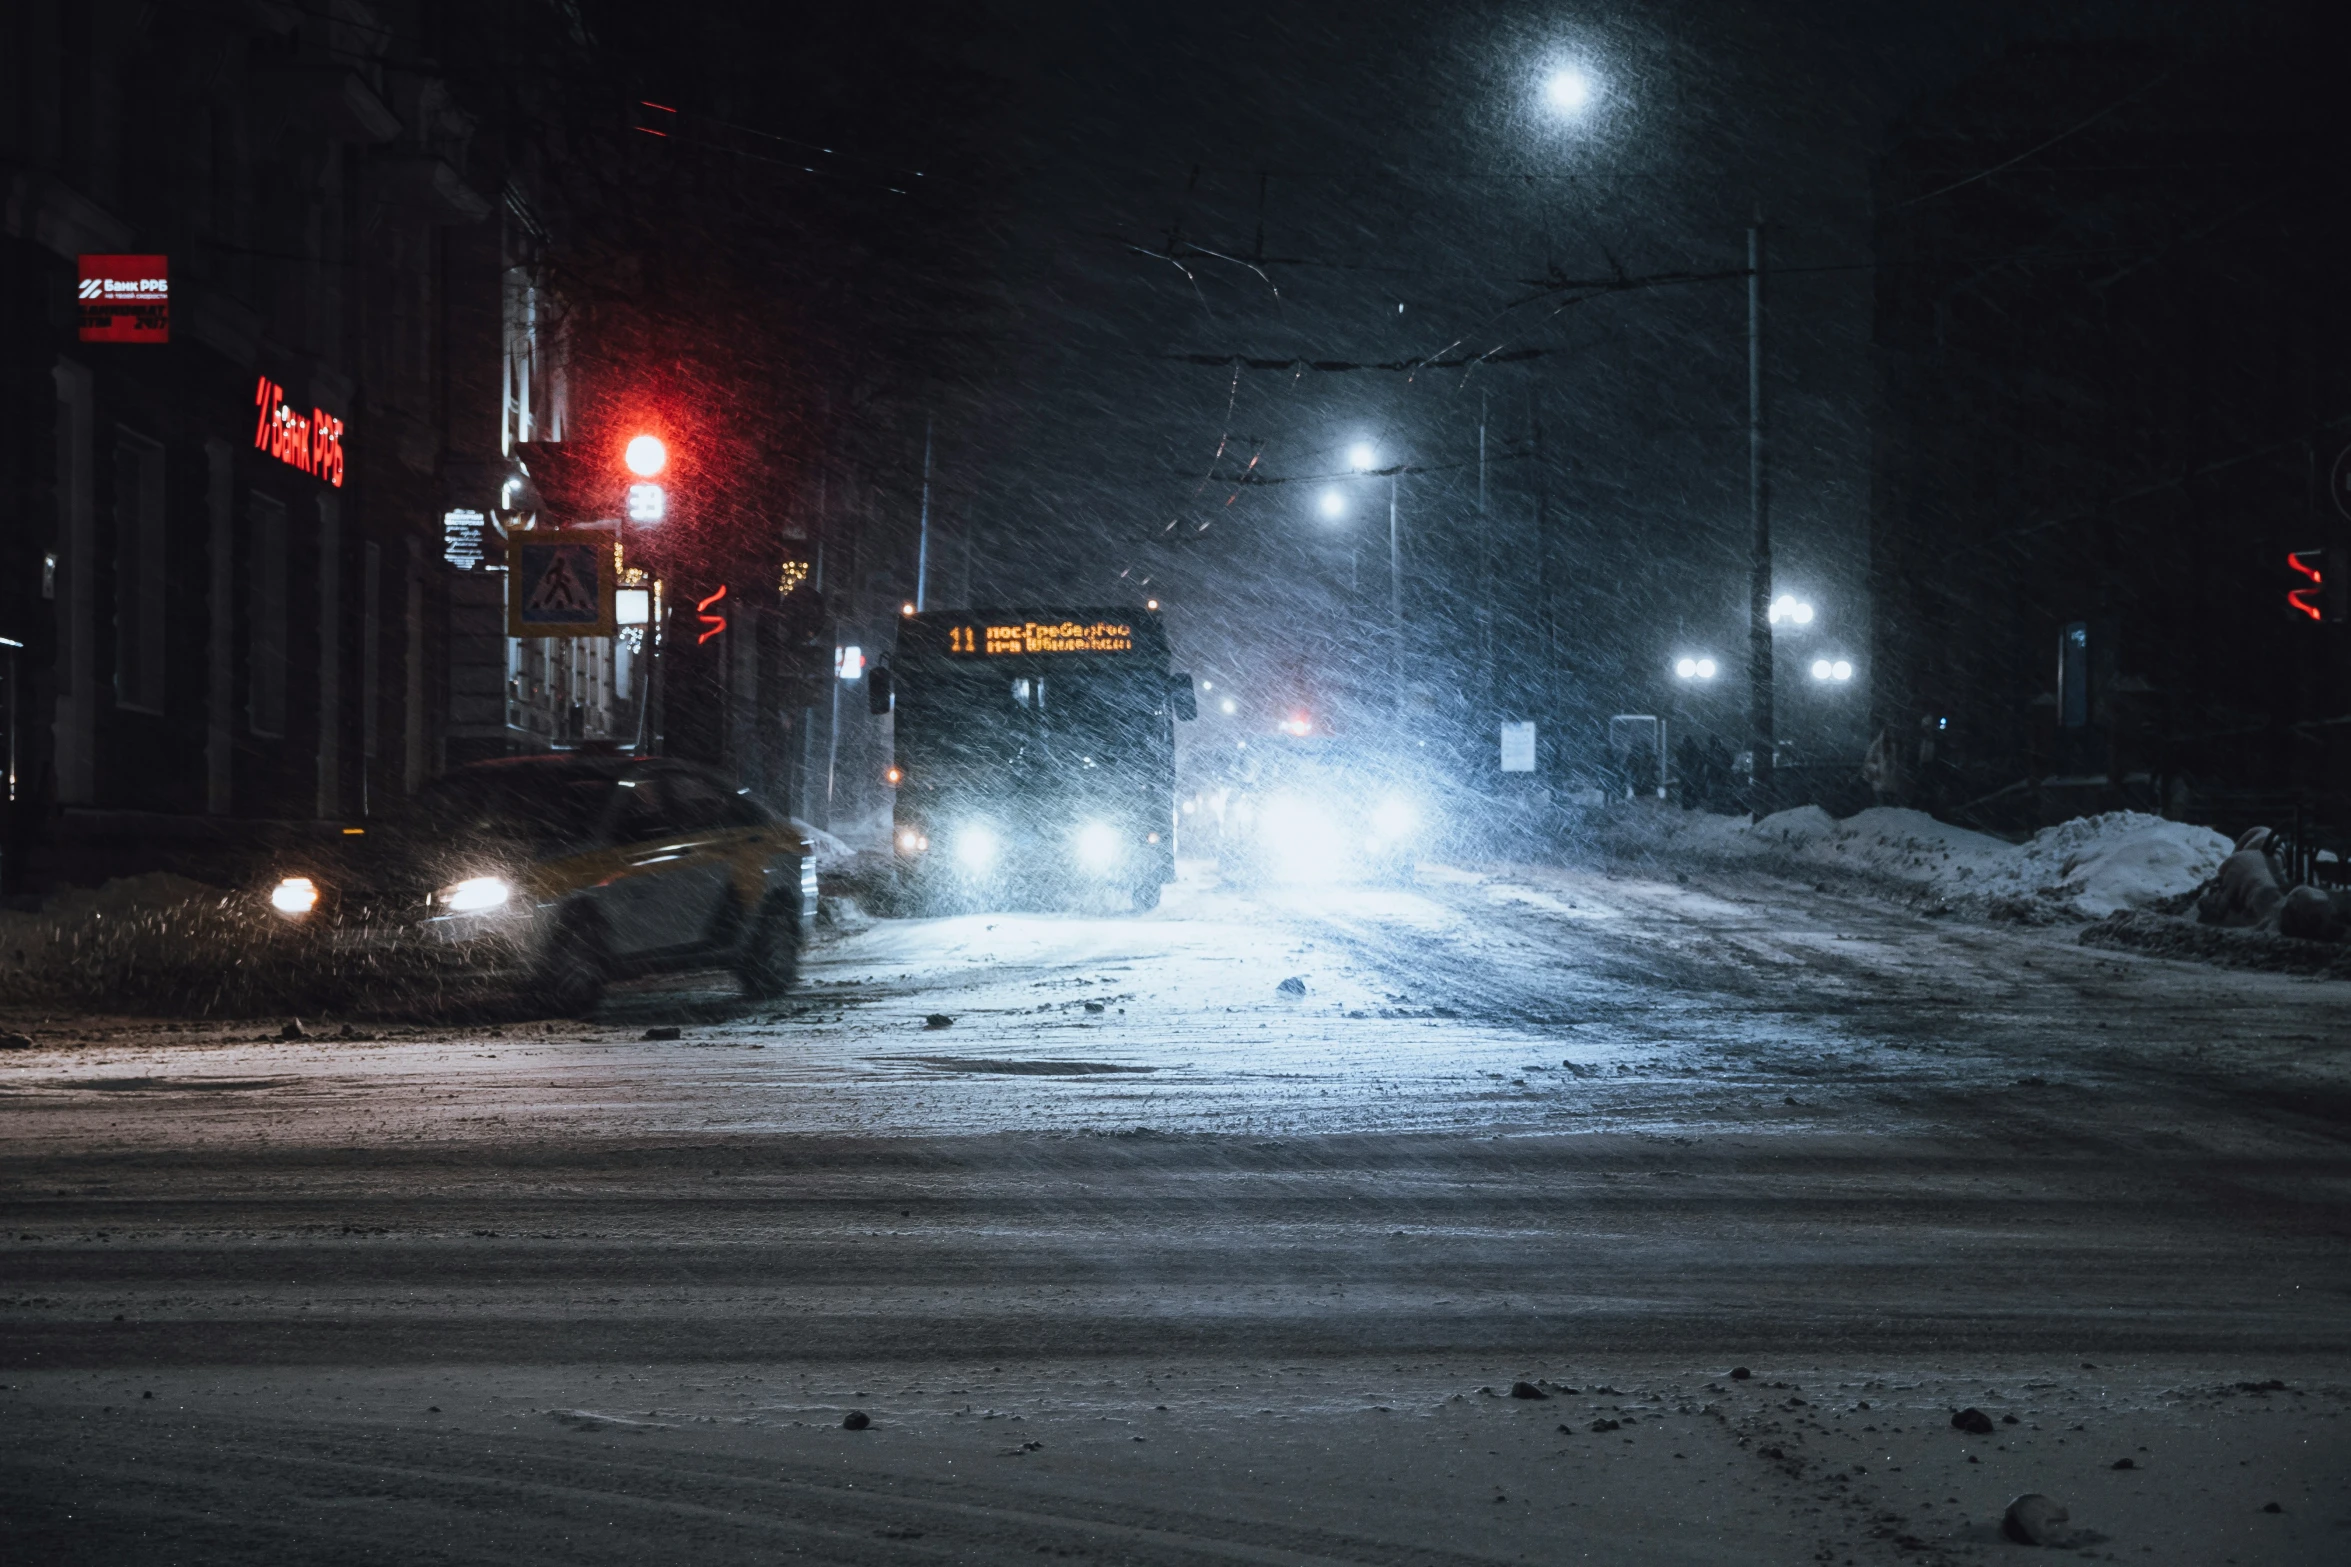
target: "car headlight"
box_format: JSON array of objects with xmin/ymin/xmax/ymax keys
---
[
  {"xmin": 270, "ymin": 876, "xmax": 320, "ymax": 916},
  {"xmin": 1074, "ymin": 820, "xmax": 1121, "ymax": 876},
  {"xmin": 436, "ymin": 875, "xmax": 512, "ymax": 914},
  {"xmin": 1256, "ymin": 794, "xmax": 1349, "ymax": 881},
  {"xmin": 896, "ymin": 826, "xmax": 929, "ymax": 855},
  {"xmin": 1370, "ymin": 796, "xmax": 1418, "ymax": 842},
  {"xmin": 954, "ymin": 823, "xmax": 999, "ymax": 871},
  {"xmin": 1259, "ymin": 793, "xmax": 1332, "ymax": 842}
]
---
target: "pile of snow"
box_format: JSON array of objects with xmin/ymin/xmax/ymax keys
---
[
  {"xmin": 1664, "ymin": 807, "xmax": 2230, "ymax": 919},
  {"xmin": 1983, "ymin": 812, "xmax": 2233, "ymax": 918}
]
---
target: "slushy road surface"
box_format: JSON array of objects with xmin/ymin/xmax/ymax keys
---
[{"xmin": 4, "ymin": 862, "xmax": 2345, "ymax": 1563}]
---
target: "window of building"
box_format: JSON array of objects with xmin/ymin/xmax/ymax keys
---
[
  {"xmin": 112, "ymin": 430, "xmax": 167, "ymax": 714},
  {"xmin": 248, "ymin": 494, "xmax": 287, "ymax": 737},
  {"xmin": 501, "ymin": 264, "xmax": 566, "ymax": 454}
]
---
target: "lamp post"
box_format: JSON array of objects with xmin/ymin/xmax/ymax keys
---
[
  {"xmin": 1747, "ymin": 218, "xmax": 1773, "ymax": 800},
  {"xmin": 1349, "ymin": 443, "xmax": 1403, "ymax": 718}
]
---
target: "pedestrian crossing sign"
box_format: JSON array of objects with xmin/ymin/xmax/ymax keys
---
[{"xmin": 507, "ymin": 531, "xmax": 616, "ymax": 638}]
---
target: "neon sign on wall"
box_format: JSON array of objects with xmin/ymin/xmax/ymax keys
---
[
  {"xmin": 252, "ymin": 376, "xmax": 345, "ymax": 488},
  {"xmin": 78, "ymin": 255, "xmax": 170, "ymax": 343}
]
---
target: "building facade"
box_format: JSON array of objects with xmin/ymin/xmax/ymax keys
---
[
  {"xmin": 0, "ymin": 1, "xmax": 592, "ymax": 892},
  {"xmin": 1866, "ymin": 33, "xmax": 2351, "ymax": 835}
]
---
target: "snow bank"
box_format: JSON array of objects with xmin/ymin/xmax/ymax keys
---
[
  {"xmin": 1658, "ymin": 807, "xmax": 2230, "ymax": 919},
  {"xmin": 1985, "ymin": 812, "xmax": 2233, "ymax": 918}
]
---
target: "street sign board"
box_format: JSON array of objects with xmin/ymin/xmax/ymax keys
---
[
  {"xmin": 78, "ymin": 254, "xmax": 169, "ymax": 343},
  {"xmin": 506, "ymin": 531, "xmax": 616, "ymax": 638},
  {"xmin": 1499, "ymin": 721, "xmax": 1536, "ymax": 772}
]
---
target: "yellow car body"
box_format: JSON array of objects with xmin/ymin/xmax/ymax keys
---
[{"xmin": 266, "ymin": 756, "xmax": 815, "ymax": 1011}]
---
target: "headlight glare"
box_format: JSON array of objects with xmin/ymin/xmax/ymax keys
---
[
  {"xmin": 437, "ymin": 875, "xmax": 512, "ymax": 914},
  {"xmin": 270, "ymin": 877, "xmax": 319, "ymax": 916},
  {"xmin": 1370, "ymin": 796, "xmax": 1418, "ymax": 841},
  {"xmin": 1074, "ymin": 820, "xmax": 1121, "ymax": 875},
  {"xmin": 954, "ymin": 823, "xmax": 999, "ymax": 871}
]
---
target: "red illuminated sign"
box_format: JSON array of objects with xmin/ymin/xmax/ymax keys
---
[
  {"xmin": 252, "ymin": 376, "xmax": 346, "ymax": 488},
  {"xmin": 78, "ymin": 254, "xmax": 169, "ymax": 343},
  {"xmin": 696, "ymin": 584, "xmax": 729, "ymax": 644}
]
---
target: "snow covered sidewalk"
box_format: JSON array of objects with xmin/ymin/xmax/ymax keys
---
[{"xmin": 1615, "ymin": 804, "xmax": 2233, "ymax": 922}]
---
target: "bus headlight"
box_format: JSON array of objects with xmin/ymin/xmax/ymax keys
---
[
  {"xmin": 269, "ymin": 877, "xmax": 320, "ymax": 916},
  {"xmin": 1074, "ymin": 820, "xmax": 1121, "ymax": 876},
  {"xmin": 954, "ymin": 823, "xmax": 999, "ymax": 871},
  {"xmin": 436, "ymin": 875, "xmax": 512, "ymax": 914}
]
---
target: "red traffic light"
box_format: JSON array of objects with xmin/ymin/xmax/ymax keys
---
[{"xmin": 624, "ymin": 434, "xmax": 668, "ymax": 478}]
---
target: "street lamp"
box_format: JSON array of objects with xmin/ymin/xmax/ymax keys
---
[
  {"xmin": 1318, "ymin": 488, "xmax": 1347, "ymax": 521},
  {"xmin": 1542, "ymin": 67, "xmax": 1595, "ymax": 113},
  {"xmin": 1348, "ymin": 441, "xmax": 1379, "ymax": 473}
]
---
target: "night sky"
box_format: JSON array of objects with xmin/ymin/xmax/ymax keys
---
[{"xmin": 580, "ymin": 0, "xmax": 2286, "ymax": 759}]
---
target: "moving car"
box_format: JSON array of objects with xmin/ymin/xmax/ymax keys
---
[
  {"xmin": 1213, "ymin": 731, "xmax": 1433, "ymax": 886},
  {"xmin": 258, "ymin": 754, "xmax": 815, "ymax": 1013}
]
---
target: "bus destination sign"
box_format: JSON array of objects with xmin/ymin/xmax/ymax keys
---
[{"xmin": 946, "ymin": 620, "xmax": 1134, "ymax": 656}]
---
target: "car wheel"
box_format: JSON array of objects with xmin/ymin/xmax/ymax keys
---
[
  {"xmin": 736, "ymin": 893, "xmax": 801, "ymax": 998},
  {"xmin": 531, "ymin": 916, "xmax": 608, "ymax": 1017}
]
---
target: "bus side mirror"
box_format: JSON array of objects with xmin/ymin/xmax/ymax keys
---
[
  {"xmin": 867, "ymin": 666, "xmax": 893, "ymax": 715},
  {"xmin": 1170, "ymin": 673, "xmax": 1197, "ymax": 722}
]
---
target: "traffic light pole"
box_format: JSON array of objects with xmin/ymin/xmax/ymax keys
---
[{"xmin": 1747, "ymin": 218, "xmax": 1774, "ymax": 799}]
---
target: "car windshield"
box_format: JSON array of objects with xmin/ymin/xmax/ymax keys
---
[{"xmin": 406, "ymin": 771, "xmax": 614, "ymax": 853}]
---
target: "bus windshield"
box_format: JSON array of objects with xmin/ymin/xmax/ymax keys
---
[{"xmin": 899, "ymin": 662, "xmax": 1164, "ymax": 773}]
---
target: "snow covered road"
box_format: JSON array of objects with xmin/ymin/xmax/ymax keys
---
[{"xmin": 3, "ymin": 861, "xmax": 2346, "ymax": 1563}]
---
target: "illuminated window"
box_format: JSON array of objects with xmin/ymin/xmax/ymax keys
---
[{"xmin": 501, "ymin": 265, "xmax": 567, "ymax": 454}]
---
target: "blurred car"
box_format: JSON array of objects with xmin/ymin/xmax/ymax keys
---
[
  {"xmin": 255, "ymin": 754, "xmax": 816, "ymax": 1013},
  {"xmin": 1213, "ymin": 733, "xmax": 1433, "ymax": 886}
]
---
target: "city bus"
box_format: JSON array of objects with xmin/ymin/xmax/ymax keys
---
[{"xmin": 870, "ymin": 609, "xmax": 1195, "ymax": 910}]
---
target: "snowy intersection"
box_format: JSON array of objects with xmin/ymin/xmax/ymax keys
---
[{"xmin": 2, "ymin": 858, "xmax": 2347, "ymax": 1563}]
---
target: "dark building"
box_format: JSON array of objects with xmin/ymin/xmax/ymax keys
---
[
  {"xmin": 0, "ymin": 1, "xmax": 584, "ymax": 892},
  {"xmin": 1865, "ymin": 31, "xmax": 2351, "ymax": 835}
]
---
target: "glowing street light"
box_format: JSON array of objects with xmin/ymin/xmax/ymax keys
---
[
  {"xmin": 1543, "ymin": 67, "xmax": 1594, "ymax": 113},
  {"xmin": 1809, "ymin": 658, "xmax": 1854, "ymax": 682},
  {"xmin": 1674, "ymin": 656, "xmax": 1719, "ymax": 681},
  {"xmin": 1347, "ymin": 442, "xmax": 1379, "ymax": 473},
  {"xmin": 1768, "ymin": 593, "xmax": 1815, "ymax": 627},
  {"xmin": 1318, "ymin": 488, "xmax": 1347, "ymax": 521}
]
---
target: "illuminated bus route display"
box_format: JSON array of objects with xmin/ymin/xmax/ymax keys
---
[{"xmin": 944, "ymin": 620, "xmax": 1135, "ymax": 656}]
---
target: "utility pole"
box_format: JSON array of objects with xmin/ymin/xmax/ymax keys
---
[
  {"xmin": 1477, "ymin": 392, "xmax": 1491, "ymax": 732},
  {"xmin": 1388, "ymin": 470, "xmax": 1402, "ymax": 715},
  {"xmin": 1747, "ymin": 217, "xmax": 1774, "ymax": 799},
  {"xmin": 1531, "ymin": 388, "xmax": 1552, "ymax": 769},
  {"xmin": 914, "ymin": 416, "xmax": 934, "ymax": 612}
]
